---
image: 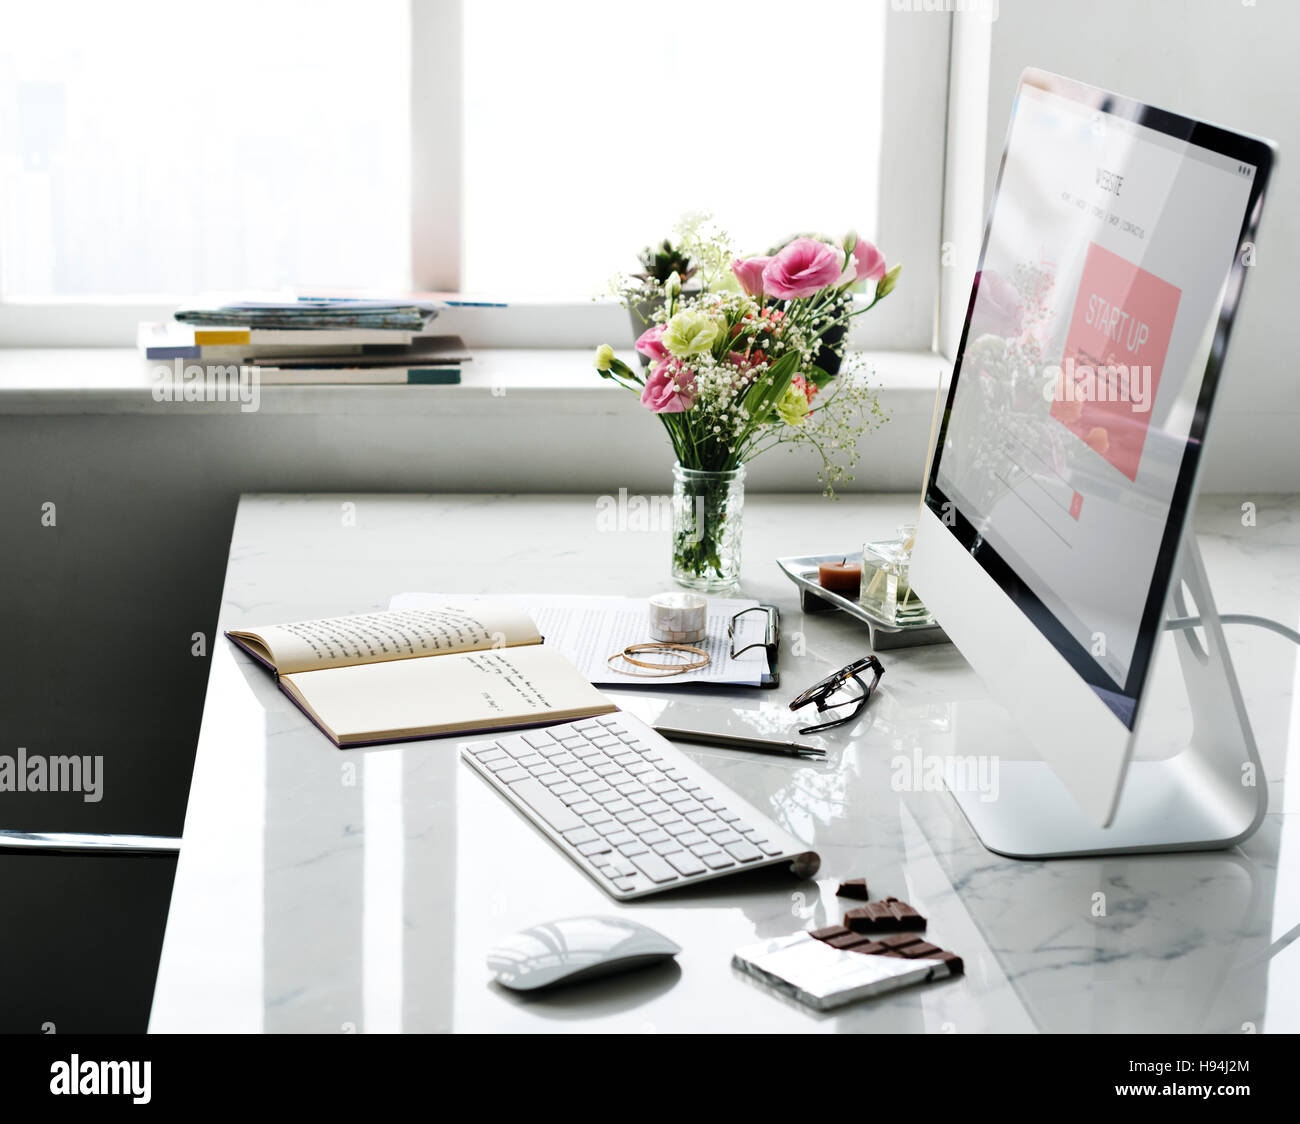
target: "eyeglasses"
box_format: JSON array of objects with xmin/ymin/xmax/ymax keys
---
[{"xmin": 788, "ymin": 656, "xmax": 884, "ymax": 735}]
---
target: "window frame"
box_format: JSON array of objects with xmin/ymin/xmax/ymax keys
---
[{"xmin": 0, "ymin": 0, "xmax": 954, "ymax": 352}]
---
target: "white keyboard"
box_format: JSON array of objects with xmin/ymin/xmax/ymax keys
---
[{"xmin": 462, "ymin": 713, "xmax": 820, "ymax": 900}]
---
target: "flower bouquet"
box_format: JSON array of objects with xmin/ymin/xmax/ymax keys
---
[{"xmin": 594, "ymin": 223, "xmax": 901, "ymax": 590}]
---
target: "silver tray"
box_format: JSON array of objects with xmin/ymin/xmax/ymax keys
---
[{"xmin": 776, "ymin": 553, "xmax": 949, "ymax": 650}]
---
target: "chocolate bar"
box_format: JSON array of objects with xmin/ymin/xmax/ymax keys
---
[
  {"xmin": 809, "ymin": 924, "xmax": 851, "ymax": 942},
  {"xmin": 825, "ymin": 932, "xmax": 876, "ymax": 950},
  {"xmin": 844, "ymin": 897, "xmax": 927, "ymax": 933},
  {"xmin": 808, "ymin": 912, "xmax": 962, "ymax": 976},
  {"xmin": 836, "ymin": 878, "xmax": 870, "ymax": 900}
]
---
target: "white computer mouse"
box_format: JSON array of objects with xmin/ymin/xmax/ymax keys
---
[{"xmin": 487, "ymin": 915, "xmax": 681, "ymax": 991}]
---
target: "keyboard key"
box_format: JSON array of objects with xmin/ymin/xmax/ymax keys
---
[
  {"xmin": 665, "ymin": 820, "xmax": 695, "ymax": 837},
  {"xmin": 558, "ymin": 789, "xmax": 590, "ymax": 807},
  {"xmin": 558, "ymin": 762, "xmax": 585, "ymax": 776},
  {"xmin": 684, "ymin": 809, "xmax": 712, "ymax": 824},
  {"xmin": 612, "ymin": 752, "xmax": 639, "ymax": 766},
  {"xmin": 628, "ymin": 791, "xmax": 658, "ymax": 807},
  {"xmin": 597, "ymin": 716, "xmax": 621, "ymax": 727},
  {"xmin": 681, "ymin": 781, "xmax": 703, "ymax": 792},
  {"xmin": 504, "ymin": 778, "xmax": 584, "ymax": 833},
  {"xmin": 523, "ymin": 732, "xmax": 556, "ymax": 749},
  {"xmin": 591, "ymin": 790, "xmax": 620, "ymax": 805},
  {"xmin": 625, "ymin": 819, "xmax": 654, "ymax": 835},
  {"xmin": 584, "ymin": 813, "xmax": 615, "ymax": 830},
  {"xmin": 609, "ymin": 861, "xmax": 637, "ymax": 878},
  {"xmin": 619, "ymin": 839, "xmax": 649, "ymax": 857},
  {"xmin": 711, "ymin": 829, "xmax": 742, "ymax": 847},
  {"xmin": 631, "ymin": 855, "xmax": 678, "ymax": 884},
  {"xmin": 570, "ymin": 800, "xmax": 599, "ymax": 816},
  {"xmin": 486, "ymin": 757, "xmax": 520, "ymax": 773},
  {"xmin": 515, "ymin": 753, "xmax": 545, "ymax": 769},
  {"xmin": 573, "ymin": 720, "xmax": 601, "ymax": 732},
  {"xmin": 550, "ymin": 753, "xmax": 578, "ymax": 767},
  {"xmin": 577, "ymin": 839, "xmax": 613, "ymax": 857},
  {"xmin": 760, "ymin": 842, "xmax": 784, "ymax": 856},
  {"xmin": 612, "ymin": 879, "xmax": 636, "ymax": 893},
  {"xmin": 641, "ymin": 801, "xmax": 670, "ymax": 817},
  {"xmin": 724, "ymin": 840, "xmax": 763, "ymax": 863},
  {"xmin": 604, "ymin": 771, "xmax": 634, "ymax": 788},
  {"xmin": 647, "ymin": 778, "xmax": 674, "ymax": 794},
  {"xmin": 570, "ymin": 770, "xmax": 599, "ymax": 786},
  {"xmin": 495, "ymin": 766, "xmax": 528, "ymax": 784},
  {"xmin": 627, "ymin": 762, "xmax": 655, "ymax": 776},
  {"xmin": 652, "ymin": 839, "xmax": 684, "ymax": 856},
  {"xmin": 467, "ymin": 743, "xmax": 505, "ymax": 761},
  {"xmin": 677, "ymin": 831, "xmax": 707, "ymax": 847},
  {"xmin": 563, "ymin": 826, "xmax": 598, "ymax": 845},
  {"xmin": 663, "ymin": 768, "xmax": 687, "ymax": 781},
  {"xmin": 605, "ymin": 830, "xmax": 635, "ymax": 847},
  {"xmin": 640, "ymin": 828, "xmax": 669, "ymax": 846},
  {"xmin": 663, "ymin": 791, "xmax": 694, "ymax": 807},
  {"xmin": 535, "ymin": 770, "xmax": 565, "ymax": 786},
  {"xmin": 592, "ymin": 762, "xmax": 619, "ymax": 777},
  {"xmin": 699, "ymin": 820, "xmax": 729, "ymax": 836},
  {"xmin": 593, "ymin": 736, "xmax": 621, "ymax": 749},
  {"xmin": 719, "ymin": 811, "xmax": 741, "ymax": 823},
  {"xmin": 735, "ymin": 822, "xmax": 756, "ymax": 834},
  {"xmin": 613, "ymin": 807, "xmax": 643, "ymax": 824},
  {"xmin": 697, "ymin": 851, "xmax": 735, "ymax": 870},
  {"xmin": 614, "ymin": 781, "xmax": 644, "ymax": 796},
  {"xmin": 703, "ymin": 798, "xmax": 726, "ymax": 812},
  {"xmin": 549, "ymin": 781, "xmax": 579, "ymax": 797},
  {"xmin": 650, "ymin": 810, "xmax": 680, "ymax": 826},
  {"xmin": 665, "ymin": 851, "xmax": 707, "ymax": 877},
  {"xmin": 604, "ymin": 799, "xmax": 633, "ymax": 815},
  {"xmin": 538, "ymin": 743, "xmax": 568, "ymax": 759},
  {"xmin": 573, "ymin": 746, "xmax": 604, "ymax": 761}
]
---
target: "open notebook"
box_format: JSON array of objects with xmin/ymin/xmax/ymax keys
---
[{"xmin": 226, "ymin": 604, "xmax": 615, "ymax": 747}]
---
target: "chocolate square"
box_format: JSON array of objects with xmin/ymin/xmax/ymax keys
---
[
  {"xmin": 878, "ymin": 932, "xmax": 924, "ymax": 950},
  {"xmin": 835, "ymin": 878, "xmax": 870, "ymax": 900},
  {"xmin": 809, "ymin": 924, "xmax": 850, "ymax": 942},
  {"xmin": 825, "ymin": 932, "xmax": 874, "ymax": 950},
  {"xmin": 846, "ymin": 941, "xmax": 888, "ymax": 956},
  {"xmin": 900, "ymin": 942, "xmax": 943, "ymax": 959}
]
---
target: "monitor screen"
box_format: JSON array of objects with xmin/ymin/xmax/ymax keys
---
[{"xmin": 928, "ymin": 71, "xmax": 1271, "ymax": 727}]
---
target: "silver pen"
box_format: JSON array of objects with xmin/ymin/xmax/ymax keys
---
[{"xmin": 653, "ymin": 725, "xmax": 827, "ymax": 760}]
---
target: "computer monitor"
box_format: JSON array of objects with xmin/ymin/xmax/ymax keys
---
[{"xmin": 910, "ymin": 69, "xmax": 1274, "ymax": 857}]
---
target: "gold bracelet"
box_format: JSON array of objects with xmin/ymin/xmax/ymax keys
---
[{"xmin": 605, "ymin": 642, "xmax": 711, "ymax": 677}]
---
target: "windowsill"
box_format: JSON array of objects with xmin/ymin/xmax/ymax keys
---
[{"xmin": 0, "ymin": 347, "xmax": 952, "ymax": 416}]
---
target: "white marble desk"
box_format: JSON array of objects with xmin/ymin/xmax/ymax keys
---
[{"xmin": 150, "ymin": 493, "xmax": 1300, "ymax": 1033}]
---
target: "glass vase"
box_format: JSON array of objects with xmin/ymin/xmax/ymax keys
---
[{"xmin": 670, "ymin": 463, "xmax": 745, "ymax": 592}]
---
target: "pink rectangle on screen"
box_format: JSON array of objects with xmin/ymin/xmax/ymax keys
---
[
  {"xmin": 1070, "ymin": 491, "xmax": 1083, "ymax": 520},
  {"xmin": 1050, "ymin": 242, "xmax": 1182, "ymax": 481}
]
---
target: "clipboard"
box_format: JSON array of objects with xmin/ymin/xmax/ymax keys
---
[{"xmin": 728, "ymin": 604, "xmax": 781, "ymax": 689}]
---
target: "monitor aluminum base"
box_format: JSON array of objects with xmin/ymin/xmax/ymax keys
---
[{"xmin": 946, "ymin": 537, "xmax": 1267, "ymax": 859}]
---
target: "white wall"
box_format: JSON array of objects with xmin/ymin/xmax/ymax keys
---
[{"xmin": 944, "ymin": 0, "xmax": 1299, "ymax": 491}]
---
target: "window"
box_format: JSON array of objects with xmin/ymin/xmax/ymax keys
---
[
  {"xmin": 462, "ymin": 0, "xmax": 886, "ymax": 298},
  {"xmin": 0, "ymin": 0, "xmax": 410, "ymax": 300},
  {"xmin": 0, "ymin": 0, "xmax": 950, "ymax": 349}
]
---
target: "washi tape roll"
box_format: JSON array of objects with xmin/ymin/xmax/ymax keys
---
[{"xmin": 648, "ymin": 591, "xmax": 708, "ymax": 644}]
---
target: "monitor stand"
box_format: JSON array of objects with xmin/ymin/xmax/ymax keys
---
[{"xmin": 947, "ymin": 535, "xmax": 1268, "ymax": 859}]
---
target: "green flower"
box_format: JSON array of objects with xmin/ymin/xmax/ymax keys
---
[
  {"xmin": 775, "ymin": 381, "xmax": 811, "ymax": 426},
  {"xmin": 662, "ymin": 310, "xmax": 720, "ymax": 358},
  {"xmin": 593, "ymin": 344, "xmax": 615, "ymax": 371}
]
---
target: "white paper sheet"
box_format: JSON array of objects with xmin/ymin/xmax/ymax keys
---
[{"xmin": 388, "ymin": 593, "xmax": 770, "ymax": 686}]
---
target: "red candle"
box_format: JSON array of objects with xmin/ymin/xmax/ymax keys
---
[{"xmin": 818, "ymin": 559, "xmax": 862, "ymax": 594}]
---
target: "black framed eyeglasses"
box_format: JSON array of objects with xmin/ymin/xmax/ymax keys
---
[{"xmin": 788, "ymin": 656, "xmax": 884, "ymax": 735}]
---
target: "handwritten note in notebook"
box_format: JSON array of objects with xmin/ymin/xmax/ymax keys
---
[{"xmin": 389, "ymin": 593, "xmax": 770, "ymax": 686}]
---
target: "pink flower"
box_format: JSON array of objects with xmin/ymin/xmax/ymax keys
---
[
  {"xmin": 970, "ymin": 270, "xmax": 1023, "ymax": 338},
  {"xmin": 762, "ymin": 237, "xmax": 845, "ymax": 299},
  {"xmin": 731, "ymin": 256, "xmax": 772, "ymax": 298},
  {"xmin": 792, "ymin": 374, "xmax": 817, "ymax": 403},
  {"xmin": 640, "ymin": 359, "xmax": 696, "ymax": 413},
  {"xmin": 849, "ymin": 239, "xmax": 887, "ymax": 284},
  {"xmin": 635, "ymin": 323, "xmax": 668, "ymax": 362}
]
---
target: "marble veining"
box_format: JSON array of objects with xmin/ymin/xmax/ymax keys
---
[{"xmin": 149, "ymin": 493, "xmax": 1300, "ymax": 1033}]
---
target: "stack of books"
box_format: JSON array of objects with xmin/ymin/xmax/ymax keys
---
[{"xmin": 139, "ymin": 296, "xmax": 468, "ymax": 384}]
